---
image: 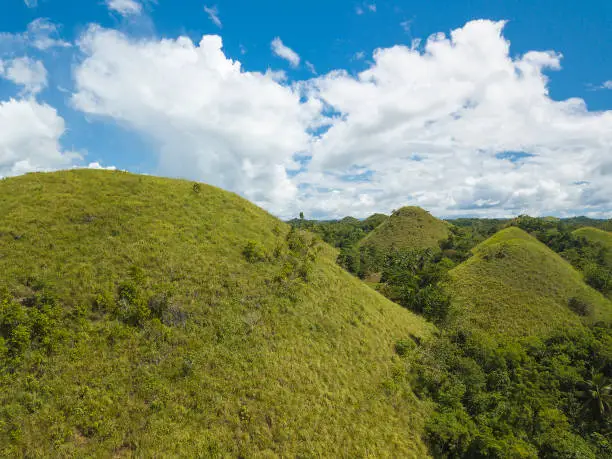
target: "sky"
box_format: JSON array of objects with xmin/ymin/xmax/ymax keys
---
[{"xmin": 1, "ymin": 0, "xmax": 612, "ymax": 219}]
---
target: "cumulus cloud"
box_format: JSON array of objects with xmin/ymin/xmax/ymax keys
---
[
  {"xmin": 106, "ymin": 0, "xmax": 142, "ymax": 17},
  {"xmin": 0, "ymin": 98, "xmax": 80, "ymax": 177},
  {"xmin": 204, "ymin": 5, "xmax": 222, "ymax": 28},
  {"xmin": 271, "ymin": 37, "xmax": 300, "ymax": 68},
  {"xmin": 0, "ymin": 57, "xmax": 48, "ymax": 95},
  {"xmin": 600, "ymin": 80, "xmax": 612, "ymax": 90},
  {"xmin": 297, "ymin": 20, "xmax": 612, "ymax": 218},
  {"xmin": 72, "ymin": 27, "xmax": 321, "ymax": 214},
  {"xmin": 70, "ymin": 19, "xmax": 612, "ymax": 219}
]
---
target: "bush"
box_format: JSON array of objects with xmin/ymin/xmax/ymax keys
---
[
  {"xmin": 584, "ymin": 264, "xmax": 611, "ymax": 294},
  {"xmin": 115, "ymin": 281, "xmax": 150, "ymax": 326},
  {"xmin": 243, "ymin": 241, "xmax": 267, "ymax": 263},
  {"xmin": 568, "ymin": 297, "xmax": 593, "ymax": 317},
  {"xmin": 394, "ymin": 338, "xmax": 416, "ymax": 357}
]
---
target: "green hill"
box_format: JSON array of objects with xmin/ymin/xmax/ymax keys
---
[
  {"xmin": 447, "ymin": 227, "xmax": 612, "ymax": 338},
  {"xmin": 573, "ymin": 226, "xmax": 612, "ymax": 266},
  {"xmin": 0, "ymin": 170, "xmax": 434, "ymax": 457},
  {"xmin": 359, "ymin": 206, "xmax": 449, "ymax": 252}
]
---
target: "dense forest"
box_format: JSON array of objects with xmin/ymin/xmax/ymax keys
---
[{"xmin": 290, "ymin": 211, "xmax": 612, "ymax": 458}]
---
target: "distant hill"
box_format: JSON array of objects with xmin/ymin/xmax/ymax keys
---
[
  {"xmin": 573, "ymin": 226, "xmax": 612, "ymax": 266},
  {"xmin": 360, "ymin": 206, "xmax": 450, "ymax": 252},
  {"xmin": 447, "ymin": 227, "xmax": 612, "ymax": 338},
  {"xmin": 0, "ymin": 170, "xmax": 433, "ymax": 457}
]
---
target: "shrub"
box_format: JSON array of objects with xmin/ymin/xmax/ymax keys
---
[
  {"xmin": 192, "ymin": 183, "xmax": 201, "ymax": 193},
  {"xmin": 568, "ymin": 297, "xmax": 593, "ymax": 317},
  {"xmin": 584, "ymin": 264, "xmax": 611, "ymax": 294},
  {"xmin": 394, "ymin": 338, "xmax": 416, "ymax": 357},
  {"xmin": 243, "ymin": 241, "xmax": 267, "ymax": 263},
  {"xmin": 115, "ymin": 281, "xmax": 150, "ymax": 326}
]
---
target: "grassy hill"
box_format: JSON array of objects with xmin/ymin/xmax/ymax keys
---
[
  {"xmin": 0, "ymin": 170, "xmax": 434, "ymax": 457},
  {"xmin": 573, "ymin": 226, "xmax": 612, "ymax": 266},
  {"xmin": 447, "ymin": 227, "xmax": 612, "ymax": 338},
  {"xmin": 359, "ymin": 206, "xmax": 449, "ymax": 252}
]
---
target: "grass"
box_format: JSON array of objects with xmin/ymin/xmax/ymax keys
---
[
  {"xmin": 573, "ymin": 226, "xmax": 612, "ymax": 266},
  {"xmin": 447, "ymin": 227, "xmax": 612, "ymax": 338},
  {"xmin": 0, "ymin": 170, "xmax": 434, "ymax": 457},
  {"xmin": 359, "ymin": 206, "xmax": 450, "ymax": 252}
]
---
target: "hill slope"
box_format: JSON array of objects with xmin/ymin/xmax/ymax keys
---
[
  {"xmin": 573, "ymin": 226, "xmax": 612, "ymax": 266},
  {"xmin": 0, "ymin": 170, "xmax": 433, "ymax": 457},
  {"xmin": 359, "ymin": 206, "xmax": 449, "ymax": 252},
  {"xmin": 447, "ymin": 227, "xmax": 612, "ymax": 338}
]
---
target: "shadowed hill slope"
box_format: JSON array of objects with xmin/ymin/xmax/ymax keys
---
[
  {"xmin": 0, "ymin": 170, "xmax": 434, "ymax": 457},
  {"xmin": 447, "ymin": 227, "xmax": 612, "ymax": 338},
  {"xmin": 359, "ymin": 206, "xmax": 450, "ymax": 252}
]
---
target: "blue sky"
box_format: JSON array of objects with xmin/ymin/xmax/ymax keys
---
[{"xmin": 1, "ymin": 0, "xmax": 612, "ymax": 218}]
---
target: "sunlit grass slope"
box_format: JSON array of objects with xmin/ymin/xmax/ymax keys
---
[
  {"xmin": 573, "ymin": 226, "xmax": 612, "ymax": 266},
  {"xmin": 447, "ymin": 227, "xmax": 612, "ymax": 338},
  {"xmin": 359, "ymin": 206, "xmax": 450, "ymax": 252},
  {"xmin": 0, "ymin": 170, "xmax": 434, "ymax": 457}
]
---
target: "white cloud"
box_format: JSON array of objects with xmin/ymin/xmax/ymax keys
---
[
  {"xmin": 86, "ymin": 162, "xmax": 116, "ymax": 170},
  {"xmin": 356, "ymin": 3, "xmax": 376, "ymax": 15},
  {"xmin": 106, "ymin": 0, "xmax": 142, "ymax": 17},
  {"xmin": 0, "ymin": 57, "xmax": 48, "ymax": 94},
  {"xmin": 72, "ymin": 27, "xmax": 321, "ymax": 214},
  {"xmin": 600, "ymin": 80, "xmax": 612, "ymax": 89},
  {"xmin": 305, "ymin": 61, "xmax": 317, "ymax": 75},
  {"xmin": 295, "ymin": 19, "xmax": 612, "ymax": 218},
  {"xmin": 0, "ymin": 19, "xmax": 71, "ymax": 52},
  {"xmin": 28, "ymin": 19, "xmax": 72, "ymax": 50},
  {"xmin": 400, "ymin": 20, "xmax": 411, "ymax": 33},
  {"xmin": 353, "ymin": 51, "xmax": 365, "ymax": 61},
  {"xmin": 0, "ymin": 98, "xmax": 80, "ymax": 177},
  {"xmin": 24, "ymin": 0, "xmax": 37, "ymax": 8},
  {"xmin": 271, "ymin": 37, "xmax": 300, "ymax": 68},
  {"xmin": 69, "ymin": 20, "xmax": 612, "ymax": 219},
  {"xmin": 204, "ymin": 5, "xmax": 222, "ymax": 28}
]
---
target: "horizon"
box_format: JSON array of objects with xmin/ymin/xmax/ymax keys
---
[{"xmin": 1, "ymin": 0, "xmax": 612, "ymax": 220}]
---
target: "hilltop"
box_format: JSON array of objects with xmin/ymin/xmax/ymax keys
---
[
  {"xmin": 0, "ymin": 170, "xmax": 433, "ymax": 457},
  {"xmin": 447, "ymin": 227, "xmax": 612, "ymax": 337},
  {"xmin": 360, "ymin": 206, "xmax": 450, "ymax": 253}
]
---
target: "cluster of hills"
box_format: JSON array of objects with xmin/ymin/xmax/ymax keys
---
[{"xmin": 1, "ymin": 170, "xmax": 611, "ymax": 457}]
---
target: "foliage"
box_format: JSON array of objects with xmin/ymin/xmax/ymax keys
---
[
  {"xmin": 0, "ymin": 169, "xmax": 434, "ymax": 457},
  {"xmin": 403, "ymin": 323, "xmax": 612, "ymax": 458},
  {"xmin": 379, "ymin": 248, "xmax": 453, "ymax": 324}
]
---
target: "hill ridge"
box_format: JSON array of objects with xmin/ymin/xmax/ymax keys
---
[
  {"xmin": 0, "ymin": 169, "xmax": 432, "ymax": 457},
  {"xmin": 447, "ymin": 226, "xmax": 612, "ymax": 337}
]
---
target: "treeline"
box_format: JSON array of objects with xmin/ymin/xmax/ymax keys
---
[
  {"xmin": 407, "ymin": 323, "xmax": 612, "ymax": 457},
  {"xmin": 289, "ymin": 213, "xmax": 612, "ymax": 457}
]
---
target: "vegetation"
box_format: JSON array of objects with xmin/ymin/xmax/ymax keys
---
[
  {"xmin": 0, "ymin": 170, "xmax": 435, "ymax": 457},
  {"xmin": 4, "ymin": 170, "xmax": 612, "ymax": 457},
  {"xmin": 447, "ymin": 227, "xmax": 612, "ymax": 338},
  {"xmin": 360, "ymin": 206, "xmax": 450, "ymax": 254},
  {"xmin": 404, "ymin": 323, "xmax": 612, "ymax": 458}
]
